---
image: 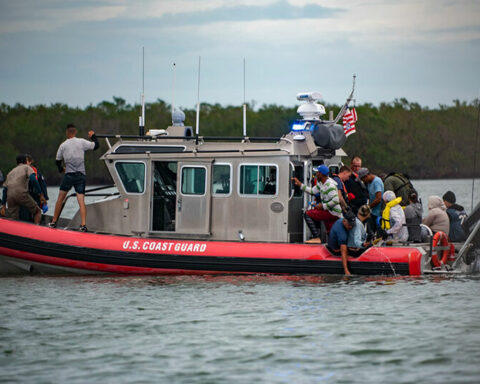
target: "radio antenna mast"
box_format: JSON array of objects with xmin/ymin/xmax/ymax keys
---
[
  {"xmin": 243, "ymin": 58, "xmax": 247, "ymax": 137},
  {"xmin": 196, "ymin": 56, "xmax": 201, "ymax": 136},
  {"xmin": 171, "ymin": 62, "xmax": 176, "ymax": 121},
  {"xmin": 138, "ymin": 47, "xmax": 145, "ymax": 136}
]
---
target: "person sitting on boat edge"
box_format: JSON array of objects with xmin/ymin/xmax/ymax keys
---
[
  {"xmin": 442, "ymin": 191, "xmax": 468, "ymax": 242},
  {"xmin": 331, "ymin": 165, "xmax": 352, "ymax": 213},
  {"xmin": 327, "ymin": 210, "xmax": 357, "ymax": 276},
  {"xmin": 404, "ymin": 189, "xmax": 424, "ymax": 243},
  {"xmin": 292, "ymin": 164, "xmax": 342, "ymax": 243},
  {"xmin": 379, "ymin": 190, "xmax": 408, "ymax": 242},
  {"xmin": 49, "ymin": 124, "xmax": 99, "ymax": 232},
  {"xmin": 347, "ymin": 204, "xmax": 372, "ymax": 256},
  {"xmin": 422, "ymin": 195, "xmax": 450, "ymax": 235},
  {"xmin": 2, "ymin": 154, "xmax": 46, "ymax": 224},
  {"xmin": 358, "ymin": 167, "xmax": 384, "ymax": 234},
  {"xmin": 344, "ymin": 156, "xmax": 368, "ymax": 215}
]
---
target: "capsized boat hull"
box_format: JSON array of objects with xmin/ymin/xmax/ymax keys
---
[{"xmin": 0, "ymin": 218, "xmax": 423, "ymax": 276}]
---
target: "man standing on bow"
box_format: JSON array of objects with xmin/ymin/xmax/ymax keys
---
[{"xmin": 49, "ymin": 124, "xmax": 99, "ymax": 232}]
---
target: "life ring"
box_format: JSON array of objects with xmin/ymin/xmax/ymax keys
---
[{"xmin": 431, "ymin": 231, "xmax": 453, "ymax": 267}]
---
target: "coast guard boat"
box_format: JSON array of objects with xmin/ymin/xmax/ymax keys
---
[{"xmin": 1, "ymin": 85, "xmax": 479, "ymax": 276}]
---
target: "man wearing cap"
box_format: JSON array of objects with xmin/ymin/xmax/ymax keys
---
[
  {"xmin": 327, "ymin": 210, "xmax": 357, "ymax": 275},
  {"xmin": 442, "ymin": 191, "xmax": 467, "ymax": 242},
  {"xmin": 292, "ymin": 164, "xmax": 342, "ymax": 242},
  {"xmin": 358, "ymin": 167, "xmax": 384, "ymax": 233}
]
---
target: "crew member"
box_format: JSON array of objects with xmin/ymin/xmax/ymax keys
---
[
  {"xmin": 382, "ymin": 172, "xmax": 415, "ymax": 206},
  {"xmin": 49, "ymin": 124, "xmax": 99, "ymax": 232}
]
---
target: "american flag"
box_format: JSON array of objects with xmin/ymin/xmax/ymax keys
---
[{"xmin": 343, "ymin": 107, "xmax": 357, "ymax": 137}]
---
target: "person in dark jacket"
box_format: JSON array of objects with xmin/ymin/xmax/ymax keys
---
[
  {"xmin": 344, "ymin": 156, "xmax": 368, "ymax": 215},
  {"xmin": 442, "ymin": 191, "xmax": 468, "ymax": 242},
  {"xmin": 404, "ymin": 190, "xmax": 423, "ymax": 242}
]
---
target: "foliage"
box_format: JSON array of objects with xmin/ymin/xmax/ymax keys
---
[{"xmin": 0, "ymin": 98, "xmax": 478, "ymax": 184}]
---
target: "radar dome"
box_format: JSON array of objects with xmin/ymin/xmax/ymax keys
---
[{"xmin": 172, "ymin": 109, "xmax": 185, "ymax": 126}]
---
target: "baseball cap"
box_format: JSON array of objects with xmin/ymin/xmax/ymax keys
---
[
  {"xmin": 343, "ymin": 210, "xmax": 356, "ymax": 226},
  {"xmin": 357, "ymin": 167, "xmax": 370, "ymax": 179},
  {"xmin": 313, "ymin": 164, "xmax": 330, "ymax": 176}
]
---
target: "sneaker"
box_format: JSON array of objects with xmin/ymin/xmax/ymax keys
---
[
  {"xmin": 48, "ymin": 221, "xmax": 57, "ymax": 228},
  {"xmin": 305, "ymin": 238, "xmax": 322, "ymax": 244},
  {"xmin": 79, "ymin": 225, "xmax": 88, "ymax": 232}
]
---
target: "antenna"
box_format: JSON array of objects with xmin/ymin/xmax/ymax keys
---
[
  {"xmin": 171, "ymin": 62, "xmax": 176, "ymax": 121},
  {"xmin": 196, "ymin": 56, "xmax": 201, "ymax": 136},
  {"xmin": 472, "ymin": 97, "xmax": 480, "ymax": 212},
  {"xmin": 243, "ymin": 58, "xmax": 247, "ymax": 137},
  {"xmin": 139, "ymin": 46, "xmax": 145, "ymax": 136}
]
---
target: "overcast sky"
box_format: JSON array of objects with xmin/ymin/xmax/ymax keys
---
[{"xmin": 0, "ymin": 0, "xmax": 479, "ymax": 109}]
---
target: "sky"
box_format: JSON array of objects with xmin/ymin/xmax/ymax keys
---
[{"xmin": 0, "ymin": 0, "xmax": 479, "ymax": 110}]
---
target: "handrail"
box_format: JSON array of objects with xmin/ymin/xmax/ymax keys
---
[
  {"xmin": 95, "ymin": 134, "xmax": 282, "ymax": 142},
  {"xmin": 58, "ymin": 185, "xmax": 118, "ymax": 220}
]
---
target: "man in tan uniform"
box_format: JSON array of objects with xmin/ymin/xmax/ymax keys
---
[{"xmin": 4, "ymin": 154, "xmax": 46, "ymax": 224}]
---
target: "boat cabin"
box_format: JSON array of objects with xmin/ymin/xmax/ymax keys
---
[{"xmin": 71, "ymin": 117, "xmax": 347, "ymax": 243}]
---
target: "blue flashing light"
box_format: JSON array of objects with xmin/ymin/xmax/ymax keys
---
[{"xmin": 291, "ymin": 122, "xmax": 306, "ymax": 131}]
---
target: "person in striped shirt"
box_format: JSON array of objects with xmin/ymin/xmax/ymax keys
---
[{"xmin": 292, "ymin": 165, "xmax": 342, "ymax": 243}]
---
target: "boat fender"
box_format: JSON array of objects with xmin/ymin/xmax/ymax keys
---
[{"xmin": 431, "ymin": 231, "xmax": 454, "ymax": 267}]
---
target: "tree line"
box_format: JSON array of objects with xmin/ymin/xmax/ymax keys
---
[{"xmin": 0, "ymin": 97, "xmax": 478, "ymax": 184}]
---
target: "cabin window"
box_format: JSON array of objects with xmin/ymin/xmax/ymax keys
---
[
  {"xmin": 212, "ymin": 164, "xmax": 231, "ymax": 195},
  {"xmin": 292, "ymin": 165, "xmax": 304, "ymax": 197},
  {"xmin": 181, "ymin": 166, "xmax": 206, "ymax": 195},
  {"xmin": 115, "ymin": 162, "xmax": 145, "ymax": 193},
  {"xmin": 239, "ymin": 165, "xmax": 277, "ymax": 196}
]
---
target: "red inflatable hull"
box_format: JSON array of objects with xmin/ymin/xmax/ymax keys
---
[{"xmin": 0, "ymin": 218, "xmax": 423, "ymax": 276}]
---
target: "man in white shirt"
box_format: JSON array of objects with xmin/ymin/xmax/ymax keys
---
[{"xmin": 49, "ymin": 124, "xmax": 99, "ymax": 232}]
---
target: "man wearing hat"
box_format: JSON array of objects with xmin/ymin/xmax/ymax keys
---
[
  {"xmin": 292, "ymin": 164, "xmax": 342, "ymax": 243},
  {"xmin": 327, "ymin": 210, "xmax": 357, "ymax": 275},
  {"xmin": 442, "ymin": 191, "xmax": 467, "ymax": 242},
  {"xmin": 358, "ymin": 167, "xmax": 384, "ymax": 233}
]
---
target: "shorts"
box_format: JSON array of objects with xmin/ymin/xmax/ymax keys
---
[
  {"xmin": 7, "ymin": 191, "xmax": 40, "ymax": 220},
  {"xmin": 60, "ymin": 172, "xmax": 86, "ymax": 194}
]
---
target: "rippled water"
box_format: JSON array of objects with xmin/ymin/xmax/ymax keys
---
[
  {"xmin": 1, "ymin": 275, "xmax": 479, "ymax": 383},
  {"xmin": 2, "ymin": 180, "xmax": 479, "ymax": 382}
]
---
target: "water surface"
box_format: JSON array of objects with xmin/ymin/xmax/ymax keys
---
[{"xmin": 1, "ymin": 275, "xmax": 479, "ymax": 383}]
